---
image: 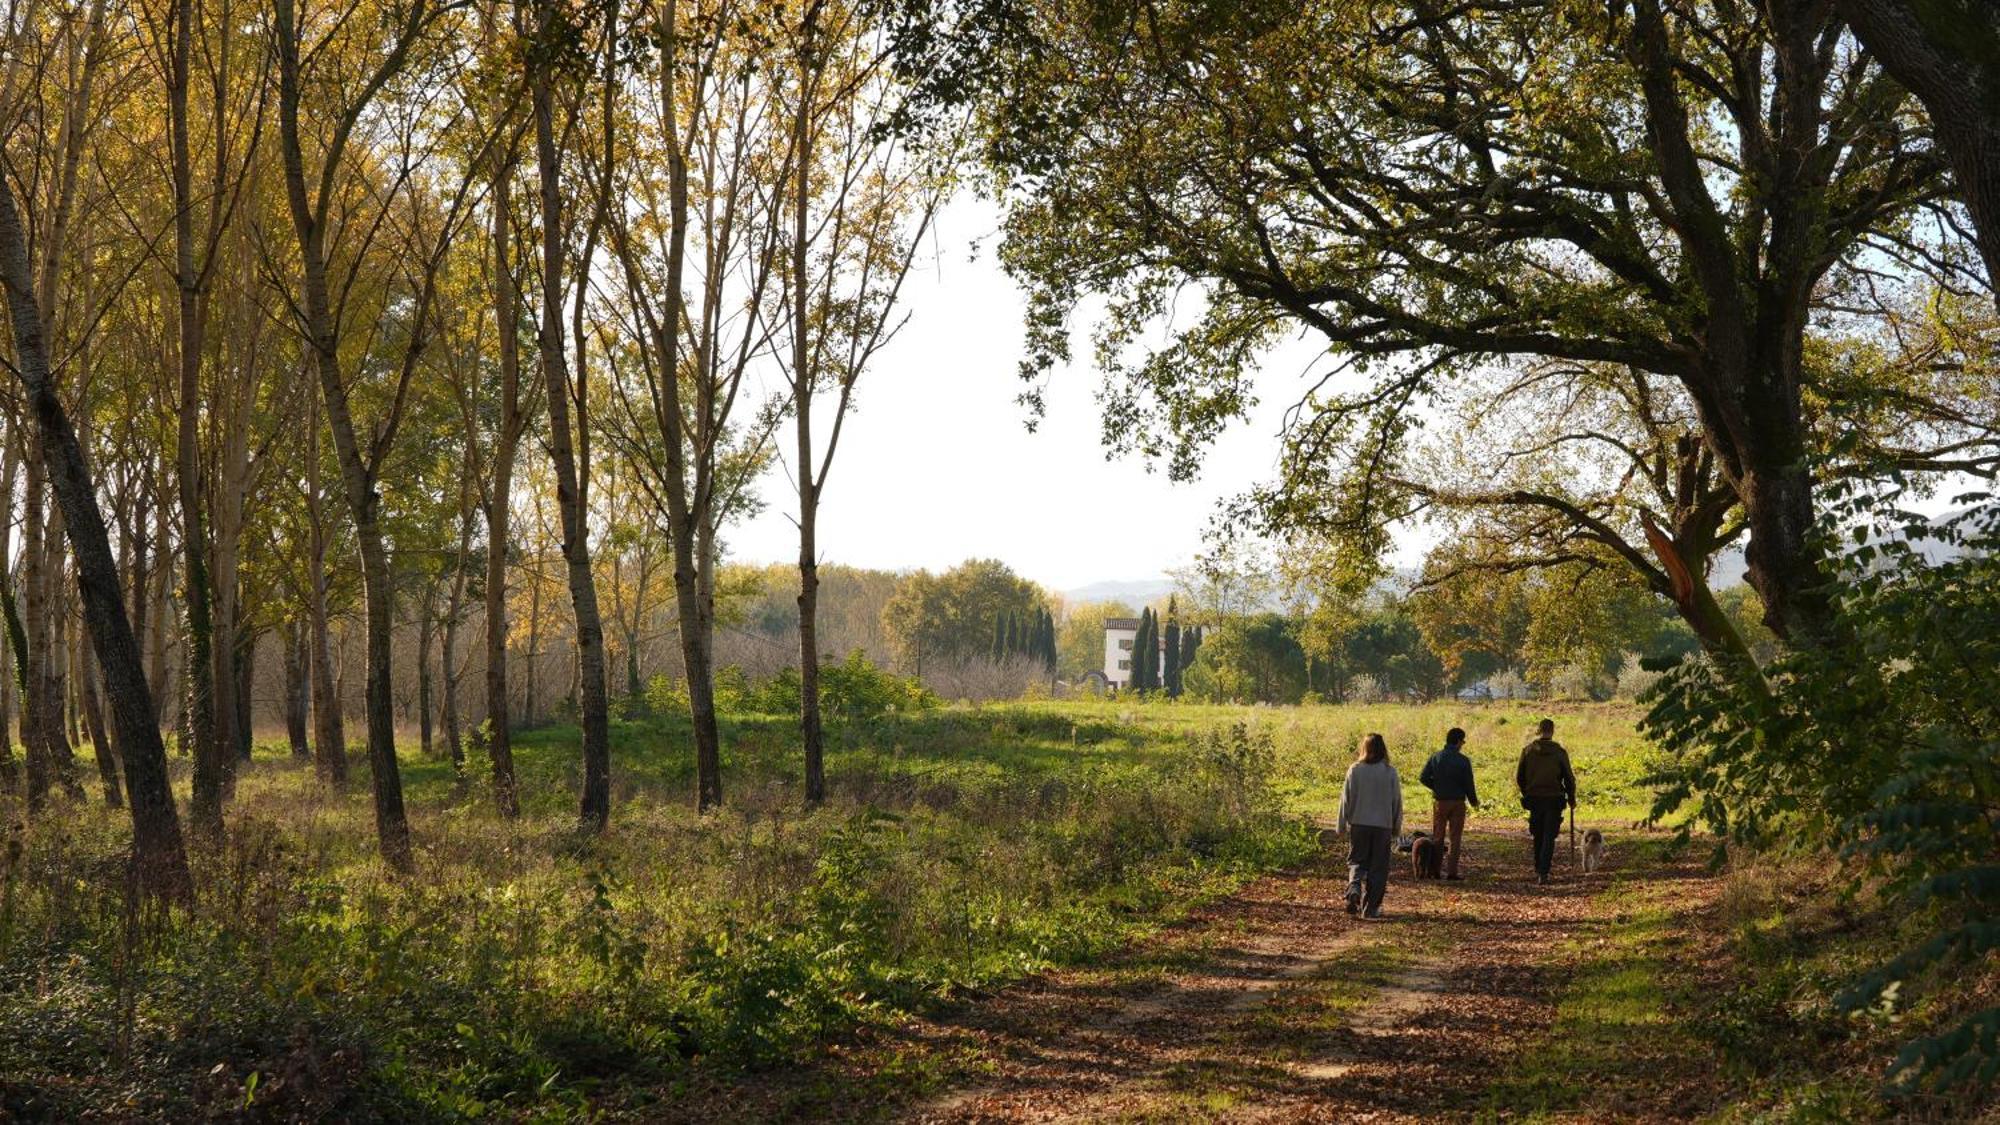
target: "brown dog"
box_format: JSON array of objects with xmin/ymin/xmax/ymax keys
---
[{"xmin": 1411, "ymin": 831, "xmax": 1443, "ymax": 879}]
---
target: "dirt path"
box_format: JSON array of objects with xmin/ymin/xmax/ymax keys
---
[{"xmin": 895, "ymin": 824, "xmax": 1690, "ymax": 1123}]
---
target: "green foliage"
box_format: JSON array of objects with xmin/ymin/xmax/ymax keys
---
[
  {"xmin": 881, "ymin": 558, "xmax": 1048, "ymax": 670},
  {"xmin": 1183, "ymin": 613, "xmax": 1306, "ymax": 704},
  {"xmin": 648, "ymin": 652, "xmax": 938, "ymax": 724},
  {"xmin": 1644, "ymin": 485, "xmax": 2000, "ymax": 1092}
]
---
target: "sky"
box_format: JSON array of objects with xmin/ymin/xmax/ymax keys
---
[{"xmin": 726, "ymin": 197, "xmax": 1341, "ymax": 593}]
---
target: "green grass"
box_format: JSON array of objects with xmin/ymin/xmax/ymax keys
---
[
  {"xmin": 967, "ymin": 697, "xmax": 1662, "ymax": 825},
  {"xmin": 1482, "ymin": 876, "xmax": 1709, "ymax": 1120}
]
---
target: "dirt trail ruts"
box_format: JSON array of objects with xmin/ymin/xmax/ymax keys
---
[{"xmin": 902, "ymin": 825, "xmax": 1643, "ymax": 1123}]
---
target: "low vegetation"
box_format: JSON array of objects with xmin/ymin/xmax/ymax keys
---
[
  {"xmin": 4, "ymin": 696, "xmax": 1995, "ymax": 1119},
  {"xmin": 1, "ymin": 703, "xmax": 1310, "ymax": 1119}
]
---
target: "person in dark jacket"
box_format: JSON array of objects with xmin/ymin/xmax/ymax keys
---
[
  {"xmin": 1516, "ymin": 718, "xmax": 1577, "ymax": 885},
  {"xmin": 1419, "ymin": 727, "xmax": 1480, "ymax": 879}
]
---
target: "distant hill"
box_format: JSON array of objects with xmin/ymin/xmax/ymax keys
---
[
  {"xmin": 1059, "ymin": 578, "xmax": 1176, "ymax": 607},
  {"xmin": 1706, "ymin": 507, "xmax": 1982, "ymax": 589}
]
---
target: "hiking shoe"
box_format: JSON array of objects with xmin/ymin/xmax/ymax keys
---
[
  {"xmin": 1345, "ymin": 892, "xmax": 1361, "ymax": 915},
  {"xmin": 1363, "ymin": 908, "xmax": 1383, "ymax": 920},
  {"xmin": 1536, "ymin": 873, "xmax": 1550, "ymax": 886}
]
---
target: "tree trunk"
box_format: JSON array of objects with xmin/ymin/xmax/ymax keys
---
[
  {"xmin": 531, "ymin": 46, "xmax": 611, "ymax": 831},
  {"xmin": 273, "ymin": 0, "xmax": 421, "ymax": 872},
  {"xmin": 525, "ymin": 574, "xmax": 541, "ymax": 725},
  {"xmin": 55, "ymin": 580, "xmax": 79, "ymax": 753},
  {"xmin": 80, "ymin": 637, "xmax": 120, "ymax": 807},
  {"xmin": 0, "ymin": 435, "xmax": 19, "ymax": 789},
  {"xmin": 283, "ymin": 623, "xmax": 310, "ymax": 760},
  {"xmin": 443, "ymin": 488, "xmax": 473, "ymax": 773},
  {"xmin": 673, "ymin": 553, "xmax": 723, "ymax": 812},
  {"xmin": 442, "ymin": 591, "xmax": 465, "ymax": 773},
  {"xmin": 482, "ymin": 484, "xmax": 516, "ymax": 802},
  {"xmin": 482, "ymin": 94, "xmax": 522, "ymax": 813},
  {"xmin": 235, "ymin": 630, "xmax": 255, "ymax": 760},
  {"xmin": 0, "ymin": 169, "xmax": 191, "ymax": 901},
  {"xmin": 355, "ymin": 520, "xmax": 412, "ymax": 868},
  {"xmin": 305, "ymin": 401, "xmax": 346, "ymax": 786},
  {"xmin": 37, "ymin": 474, "xmax": 83, "ymax": 802},
  {"xmin": 790, "ymin": 49, "xmax": 826, "ymax": 806},
  {"xmin": 21, "ymin": 446, "xmax": 50, "ymax": 809},
  {"xmin": 417, "ymin": 610, "xmax": 435, "ymax": 758},
  {"xmin": 147, "ymin": 495, "xmax": 169, "ymax": 722},
  {"xmin": 167, "ymin": 0, "xmax": 224, "ymax": 838}
]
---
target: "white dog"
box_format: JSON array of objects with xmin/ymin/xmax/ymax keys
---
[{"xmin": 1580, "ymin": 828, "xmax": 1606, "ymax": 874}]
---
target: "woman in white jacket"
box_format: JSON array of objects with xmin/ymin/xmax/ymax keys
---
[{"xmin": 1337, "ymin": 733, "xmax": 1403, "ymax": 919}]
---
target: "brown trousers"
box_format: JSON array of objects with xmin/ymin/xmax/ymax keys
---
[{"xmin": 1431, "ymin": 798, "xmax": 1468, "ymax": 877}]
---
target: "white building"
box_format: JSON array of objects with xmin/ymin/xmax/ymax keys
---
[{"xmin": 1102, "ymin": 616, "xmax": 1141, "ymax": 690}]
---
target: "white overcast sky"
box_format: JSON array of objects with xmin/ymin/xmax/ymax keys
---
[{"xmin": 725, "ymin": 196, "xmax": 1357, "ymax": 592}]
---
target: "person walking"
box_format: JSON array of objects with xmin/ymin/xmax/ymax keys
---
[
  {"xmin": 1419, "ymin": 727, "xmax": 1480, "ymax": 880},
  {"xmin": 1516, "ymin": 718, "xmax": 1577, "ymax": 885},
  {"xmin": 1337, "ymin": 733, "xmax": 1403, "ymax": 919}
]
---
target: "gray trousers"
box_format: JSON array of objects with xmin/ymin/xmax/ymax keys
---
[{"xmin": 1346, "ymin": 824, "xmax": 1392, "ymax": 913}]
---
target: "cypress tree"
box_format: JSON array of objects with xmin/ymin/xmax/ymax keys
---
[
  {"xmin": 1043, "ymin": 609, "xmax": 1057, "ymax": 670},
  {"xmin": 1163, "ymin": 597, "xmax": 1182, "ymax": 699},
  {"xmin": 1144, "ymin": 608, "xmax": 1160, "ymax": 688},
  {"xmin": 1005, "ymin": 613, "xmax": 1020, "ymax": 658},
  {"xmin": 993, "ymin": 612, "xmax": 1008, "ymax": 663},
  {"xmin": 1136, "ymin": 608, "xmax": 1155, "ymax": 692}
]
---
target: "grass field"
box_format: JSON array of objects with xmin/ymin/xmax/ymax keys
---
[
  {"xmin": 1007, "ymin": 698, "xmax": 1660, "ymax": 825},
  {"xmin": 0, "ymin": 698, "xmax": 1656, "ymax": 1120}
]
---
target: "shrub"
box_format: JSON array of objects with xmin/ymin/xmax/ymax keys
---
[
  {"xmin": 1614, "ymin": 652, "xmax": 1662, "ymax": 700},
  {"xmin": 1644, "ymin": 484, "xmax": 2000, "ymax": 1092}
]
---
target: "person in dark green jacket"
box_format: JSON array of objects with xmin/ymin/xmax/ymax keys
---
[
  {"xmin": 1419, "ymin": 728, "xmax": 1479, "ymax": 879},
  {"xmin": 1516, "ymin": 718, "xmax": 1577, "ymax": 885}
]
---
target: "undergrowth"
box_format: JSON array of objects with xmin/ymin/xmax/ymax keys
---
[{"xmin": 0, "ymin": 711, "xmax": 1308, "ymax": 1120}]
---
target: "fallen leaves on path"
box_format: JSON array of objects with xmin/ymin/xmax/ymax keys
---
[{"xmin": 896, "ymin": 825, "xmax": 1704, "ymax": 1123}]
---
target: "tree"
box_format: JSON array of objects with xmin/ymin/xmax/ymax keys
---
[
  {"xmin": 1144, "ymin": 604, "xmax": 1160, "ymax": 692},
  {"xmin": 525, "ymin": 0, "xmax": 614, "ymax": 832},
  {"xmin": 1180, "ymin": 624, "xmax": 1202, "ymax": 682},
  {"xmin": 1409, "ymin": 563, "xmax": 1532, "ymax": 692},
  {"xmin": 602, "ymin": 0, "xmax": 792, "ymax": 813},
  {"xmin": 1162, "ymin": 597, "xmax": 1181, "ymax": 698},
  {"xmin": 0, "ymin": 134, "xmax": 191, "ymax": 902},
  {"xmin": 1184, "ymin": 613, "xmax": 1305, "ymax": 704},
  {"xmin": 881, "ymin": 558, "xmax": 1046, "ymax": 671},
  {"xmin": 458, "ymin": 0, "xmax": 534, "ymax": 816},
  {"xmin": 1837, "ymin": 0, "xmax": 2000, "ymax": 305},
  {"xmin": 272, "ymin": 0, "xmax": 479, "ymax": 869},
  {"xmin": 774, "ymin": 0, "xmax": 948, "ymax": 805},
  {"xmin": 986, "ymin": 0, "xmax": 1991, "ymax": 656}
]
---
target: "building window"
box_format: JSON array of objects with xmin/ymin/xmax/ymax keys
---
[
  {"xmin": 1117, "ymin": 639, "xmax": 1133, "ymax": 651},
  {"xmin": 1117, "ymin": 659, "xmax": 1131, "ymax": 670}
]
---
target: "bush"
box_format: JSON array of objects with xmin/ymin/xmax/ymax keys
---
[
  {"xmin": 1644, "ymin": 484, "xmax": 2000, "ymax": 1092},
  {"xmin": 1614, "ymin": 652, "xmax": 1662, "ymax": 700},
  {"xmin": 819, "ymin": 650, "xmax": 940, "ymax": 719}
]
